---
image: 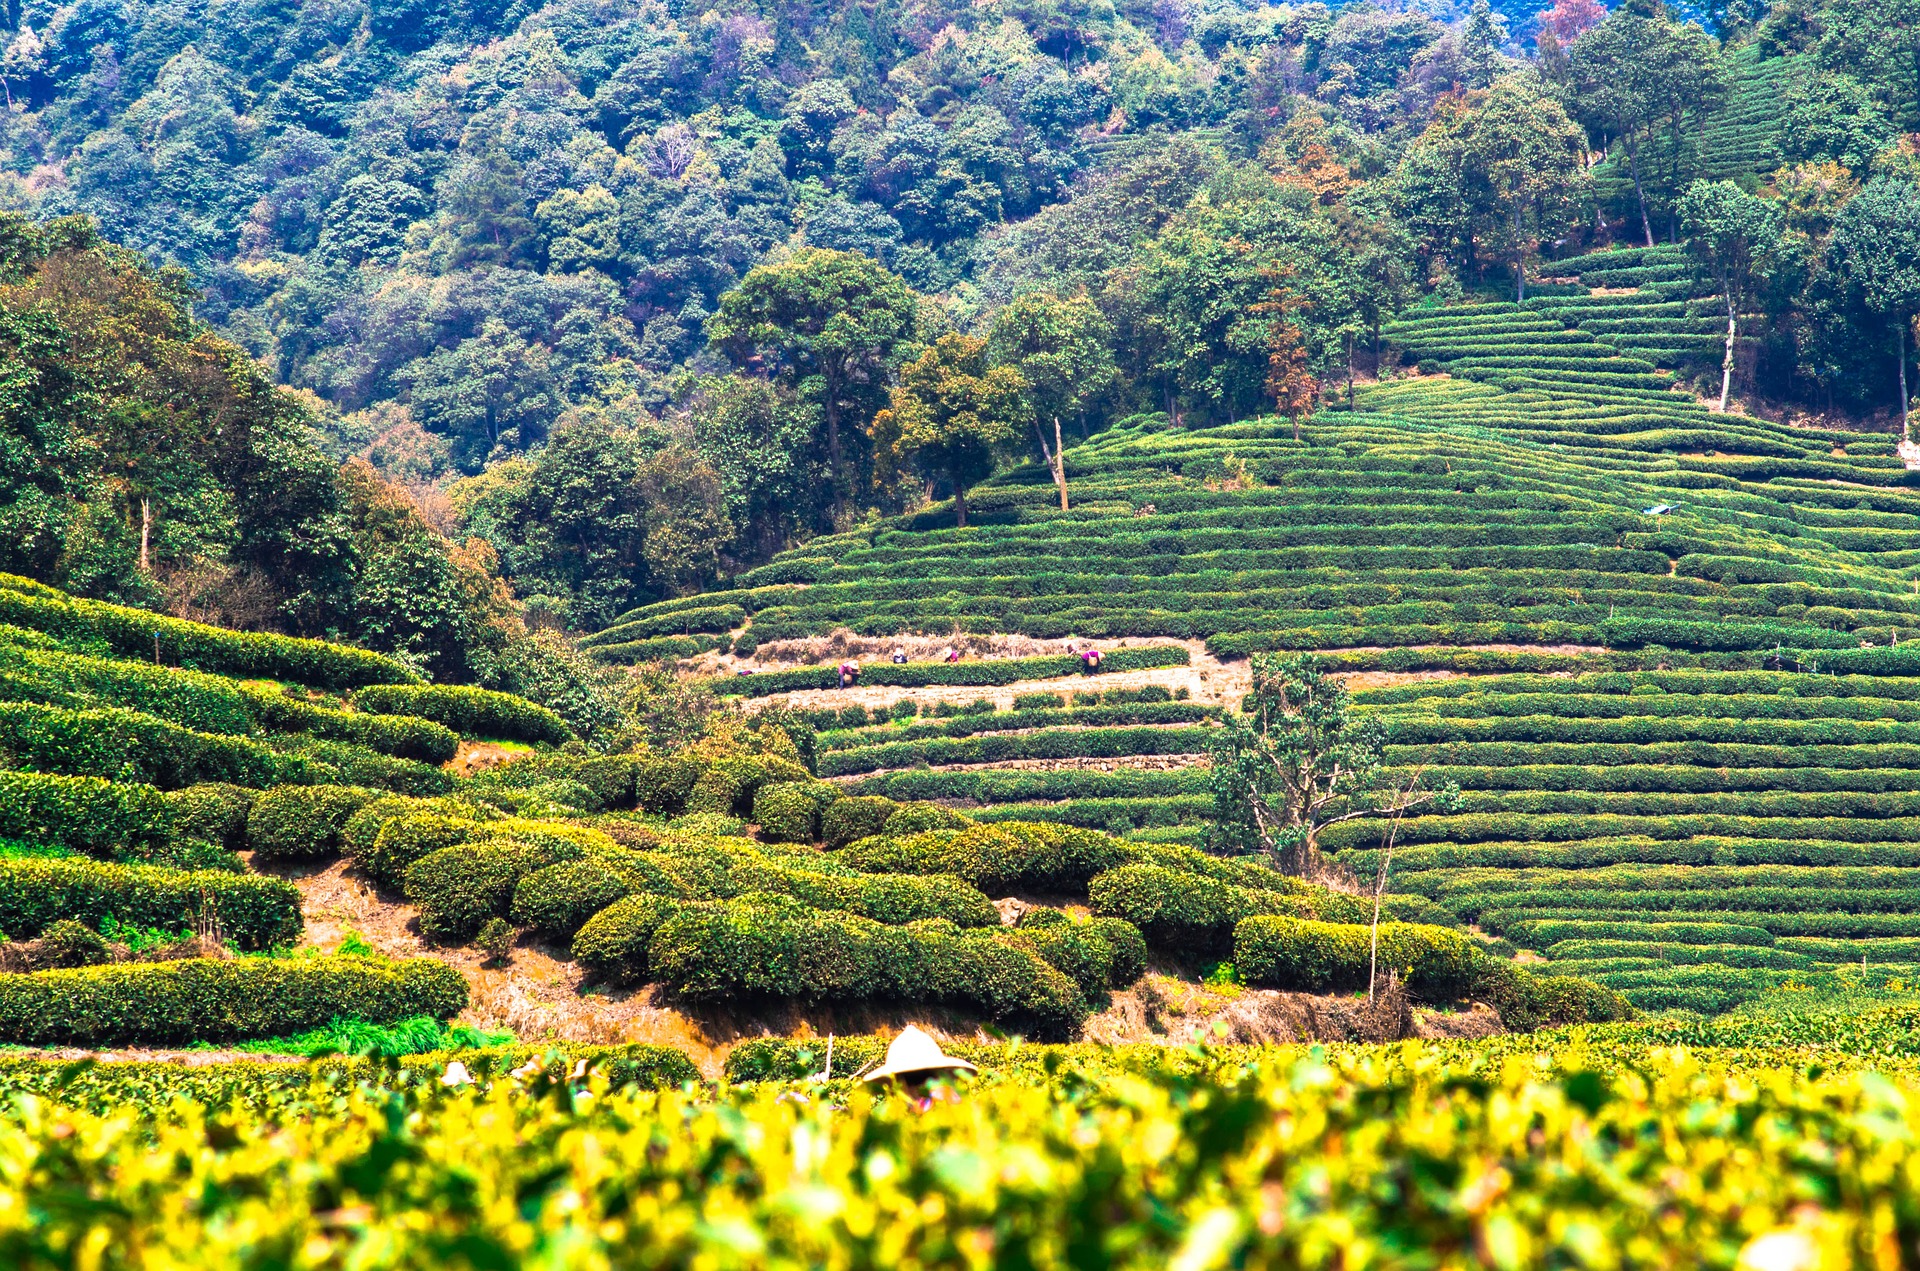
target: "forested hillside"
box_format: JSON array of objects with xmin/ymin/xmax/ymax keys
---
[{"xmin": 1, "ymin": 0, "xmax": 1917, "ymax": 635}]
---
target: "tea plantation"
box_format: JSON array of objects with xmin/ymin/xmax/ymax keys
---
[{"xmin": 579, "ymin": 246, "xmax": 1920, "ymax": 1021}]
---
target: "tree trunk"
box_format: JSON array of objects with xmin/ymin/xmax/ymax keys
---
[
  {"xmin": 1036, "ymin": 416, "xmax": 1069, "ymax": 511},
  {"xmin": 1720, "ymin": 289, "xmax": 1738, "ymax": 414},
  {"xmin": 1901, "ymin": 317, "xmax": 1912, "ymax": 441},
  {"xmin": 1053, "ymin": 415, "xmax": 1068, "ymax": 511},
  {"xmin": 1624, "ymin": 135, "xmax": 1655, "ymax": 249},
  {"xmin": 953, "ymin": 476, "xmax": 967, "ymax": 528},
  {"xmin": 1346, "ymin": 333, "xmax": 1355, "ymax": 409},
  {"xmin": 1291, "ymin": 412, "xmax": 1300, "ymax": 444},
  {"xmin": 824, "ymin": 383, "xmax": 844, "ymax": 526},
  {"xmin": 1513, "ymin": 205, "xmax": 1526, "ymax": 303}
]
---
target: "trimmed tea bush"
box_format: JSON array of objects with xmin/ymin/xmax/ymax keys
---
[
  {"xmin": 162, "ymin": 783, "xmax": 255, "ymax": 852},
  {"xmin": 571, "ymin": 893, "xmax": 683, "ymax": 982},
  {"xmin": 406, "ymin": 838, "xmax": 587, "ymax": 941},
  {"xmin": 0, "ymin": 772, "xmax": 171, "ymax": 855},
  {"xmin": 246, "ymin": 785, "xmax": 379, "ymax": 860},
  {"xmin": 352, "ymin": 684, "xmax": 572, "ymax": 745},
  {"xmin": 511, "ymin": 859, "xmax": 639, "ymax": 942},
  {"xmin": 0, "ymin": 955, "xmax": 467, "ymax": 1046},
  {"xmin": 753, "ymin": 782, "xmax": 836, "ymax": 843},
  {"xmin": 0, "ymin": 857, "xmax": 301, "ymax": 949},
  {"xmin": 823, "ymin": 796, "xmax": 898, "ymax": 849},
  {"xmin": 1233, "ymin": 916, "xmax": 1482, "ymax": 999},
  {"xmin": 648, "ymin": 896, "xmax": 1087, "ymax": 1038}
]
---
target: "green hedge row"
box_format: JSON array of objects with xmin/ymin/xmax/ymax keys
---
[
  {"xmin": 1325, "ymin": 811, "xmax": 1920, "ymax": 853},
  {"xmin": 840, "ymin": 822, "xmax": 1133, "ymax": 894},
  {"xmin": 1232, "ymin": 916, "xmax": 1481, "ymax": 998},
  {"xmin": 0, "ymin": 771, "xmax": 171, "ymax": 854},
  {"xmin": 815, "ymin": 703, "xmax": 1217, "ymax": 751},
  {"xmin": 646, "ymin": 896, "xmax": 1092, "ymax": 1039},
  {"xmin": 247, "ymin": 785, "xmax": 381, "ymax": 860},
  {"xmin": 507, "ymin": 846, "xmax": 1001, "ymax": 943},
  {"xmin": 0, "ymin": 955, "xmax": 467, "ymax": 1046},
  {"xmin": 818, "ymin": 725, "xmax": 1217, "ymax": 777},
  {"xmin": 715, "ymin": 646, "xmax": 1190, "ymax": 698},
  {"xmin": 241, "ymin": 688, "xmax": 459, "ymax": 763},
  {"xmin": 0, "ymin": 701, "xmax": 448, "ymax": 794},
  {"xmin": 0, "ymin": 575, "xmax": 418, "ymax": 690},
  {"xmin": 1542, "ymin": 940, "xmax": 1814, "ymax": 970},
  {"xmin": 352, "ymin": 684, "xmax": 572, "ymax": 745},
  {"xmin": 1381, "ymin": 712, "xmax": 1920, "ymax": 750},
  {"xmin": 1231, "ymin": 916, "xmax": 1630, "ymax": 1029},
  {"xmin": 0, "ymin": 1044, "xmax": 699, "ymax": 1113},
  {"xmin": 0, "ymin": 856, "xmax": 301, "ymax": 949}
]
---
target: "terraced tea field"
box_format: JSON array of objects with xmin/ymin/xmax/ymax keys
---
[{"xmin": 590, "ymin": 248, "xmax": 1920, "ymax": 1013}]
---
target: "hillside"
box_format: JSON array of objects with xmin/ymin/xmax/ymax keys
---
[{"xmin": 581, "ymin": 248, "xmax": 1920, "ymax": 1016}]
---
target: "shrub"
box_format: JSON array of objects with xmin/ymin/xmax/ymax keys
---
[
  {"xmin": 407, "ymin": 839, "xmax": 585, "ymax": 942},
  {"xmin": 162, "ymin": 784, "xmax": 255, "ymax": 852},
  {"xmin": 1091, "ymin": 865, "xmax": 1318, "ymax": 957},
  {"xmin": 0, "ymin": 771, "xmax": 171, "ymax": 856},
  {"xmin": 0, "ymin": 579, "xmax": 418, "ymax": 690},
  {"xmin": 846, "ymin": 823, "xmax": 1132, "ymax": 894},
  {"xmin": 0, "ymin": 700, "xmax": 447, "ymax": 793},
  {"xmin": 686, "ymin": 755, "xmax": 809, "ymax": 817},
  {"xmin": 239, "ymin": 687, "xmax": 459, "ymax": 763},
  {"xmin": 1014, "ymin": 692, "xmax": 1065, "ymax": 709},
  {"xmin": 754, "ymin": 782, "xmax": 835, "ymax": 843},
  {"xmin": 0, "ymin": 856, "xmax": 301, "ymax": 949},
  {"xmin": 571, "ymin": 893, "xmax": 683, "ymax": 982},
  {"xmin": 246, "ymin": 785, "xmax": 380, "ymax": 860},
  {"xmin": 880, "ymin": 803, "xmax": 974, "ymax": 836},
  {"xmin": 473, "ymin": 755, "xmax": 638, "ymax": 810},
  {"xmin": 730, "ymin": 860, "xmax": 1000, "ymax": 928},
  {"xmin": 34, "ymin": 919, "xmax": 113, "ymax": 968},
  {"xmin": 1233, "ymin": 916, "xmax": 1482, "ymax": 999},
  {"xmin": 635, "ymin": 755, "xmax": 704, "ymax": 814},
  {"xmin": 352, "ymin": 684, "xmax": 573, "ymax": 745},
  {"xmin": 648, "ymin": 897, "xmax": 1086, "ymax": 1039},
  {"xmin": 350, "ymin": 808, "xmax": 498, "ymax": 891},
  {"xmin": 511, "ymin": 859, "xmax": 637, "ymax": 941},
  {"xmin": 0, "ymin": 956, "xmax": 467, "ymax": 1046},
  {"xmin": 1012, "ymin": 911, "xmax": 1149, "ymax": 997},
  {"xmin": 823, "ymin": 796, "xmax": 898, "ymax": 849}
]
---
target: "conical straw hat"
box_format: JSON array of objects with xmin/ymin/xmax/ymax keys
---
[{"xmin": 860, "ymin": 1026, "xmax": 978, "ymax": 1081}]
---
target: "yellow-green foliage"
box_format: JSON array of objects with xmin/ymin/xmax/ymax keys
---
[{"xmin": 0, "ymin": 1046, "xmax": 1916, "ymax": 1265}]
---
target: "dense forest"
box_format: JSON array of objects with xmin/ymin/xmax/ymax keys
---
[{"xmin": 0, "ymin": 0, "xmax": 1917, "ymax": 679}]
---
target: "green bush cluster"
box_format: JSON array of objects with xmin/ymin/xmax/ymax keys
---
[
  {"xmin": 0, "ymin": 856, "xmax": 301, "ymax": 949},
  {"xmin": 352, "ymin": 684, "xmax": 573, "ymax": 745},
  {"xmin": 0, "ymin": 771, "xmax": 171, "ymax": 855},
  {"xmin": 841, "ymin": 822, "xmax": 1131, "ymax": 893},
  {"xmin": 0, "ymin": 956, "xmax": 467, "ymax": 1046},
  {"xmin": 1090, "ymin": 863, "xmax": 1361, "ymax": 957},
  {"xmin": 752, "ymin": 782, "xmax": 838, "ymax": 843},
  {"xmin": 0, "ymin": 700, "xmax": 448, "ymax": 794},
  {"xmin": 162, "ymin": 784, "xmax": 256, "ymax": 852},
  {"xmin": 647, "ymin": 896, "xmax": 1089, "ymax": 1038},
  {"xmin": 246, "ymin": 785, "xmax": 381, "ymax": 860},
  {"xmin": 0, "ymin": 576, "xmax": 418, "ymax": 690}
]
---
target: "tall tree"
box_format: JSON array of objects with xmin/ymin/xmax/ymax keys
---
[
  {"xmin": 871, "ymin": 334, "xmax": 1026, "ymax": 528},
  {"xmin": 1207, "ymin": 655, "xmax": 1452, "ymax": 876},
  {"xmin": 1677, "ymin": 179, "xmax": 1787, "ymax": 412},
  {"xmin": 1569, "ymin": 4, "xmax": 1723, "ymax": 247},
  {"xmin": 706, "ymin": 249, "xmax": 918, "ymax": 526},
  {"xmin": 1254, "ymin": 280, "xmax": 1319, "ymax": 443},
  {"xmin": 1459, "ymin": 76, "xmax": 1590, "ymax": 302},
  {"xmin": 1829, "ymin": 178, "xmax": 1920, "ymax": 435},
  {"xmin": 985, "ymin": 293, "xmax": 1116, "ymax": 510}
]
